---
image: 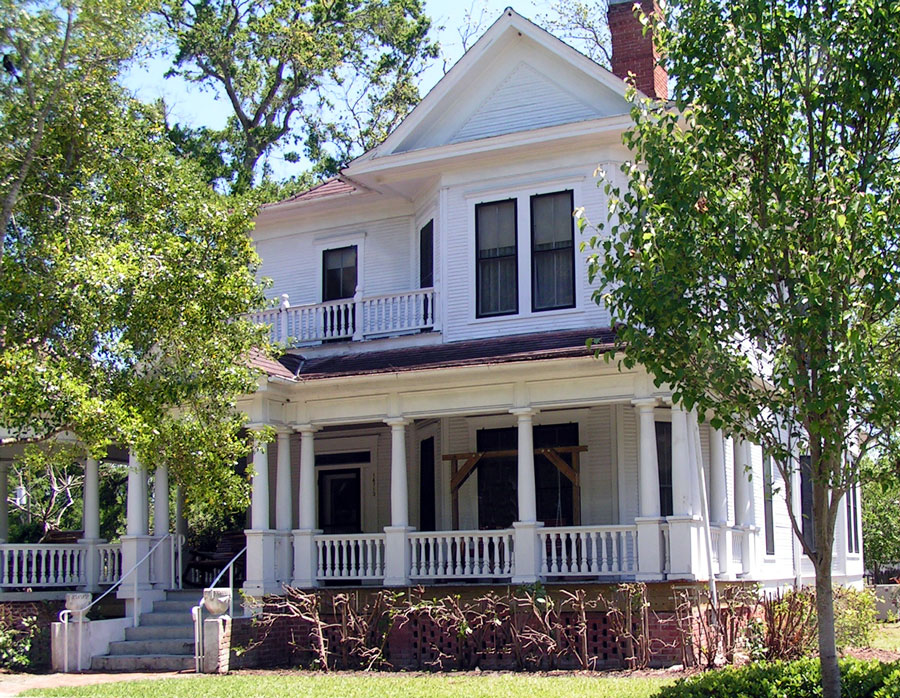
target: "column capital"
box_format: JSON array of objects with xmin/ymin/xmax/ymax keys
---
[
  {"xmin": 245, "ymin": 422, "xmax": 270, "ymax": 433},
  {"xmin": 291, "ymin": 423, "xmax": 320, "ymax": 435},
  {"xmin": 631, "ymin": 397, "xmax": 659, "ymax": 410},
  {"xmin": 273, "ymin": 425, "xmax": 294, "ymax": 436},
  {"xmin": 384, "ymin": 417, "xmax": 410, "ymax": 428},
  {"xmin": 509, "ymin": 406, "xmax": 537, "ymax": 419}
]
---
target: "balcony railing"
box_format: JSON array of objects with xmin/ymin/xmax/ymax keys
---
[
  {"xmin": 0, "ymin": 542, "xmax": 123, "ymax": 588},
  {"xmin": 252, "ymin": 288, "xmax": 438, "ymax": 346}
]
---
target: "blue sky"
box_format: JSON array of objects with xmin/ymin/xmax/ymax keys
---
[{"xmin": 123, "ymin": 1, "xmax": 561, "ymax": 177}]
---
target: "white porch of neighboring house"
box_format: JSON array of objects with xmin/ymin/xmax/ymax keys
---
[
  {"xmin": 239, "ymin": 333, "xmax": 762, "ymax": 597},
  {"xmin": 0, "ymin": 449, "xmax": 185, "ymax": 606}
]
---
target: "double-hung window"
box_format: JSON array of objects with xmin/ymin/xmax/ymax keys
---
[
  {"xmin": 531, "ymin": 190, "xmax": 575, "ymax": 311},
  {"xmin": 476, "ymin": 199, "xmax": 518, "ymax": 317}
]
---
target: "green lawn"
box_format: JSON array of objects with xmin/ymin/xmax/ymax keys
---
[
  {"xmin": 20, "ymin": 672, "xmax": 674, "ymax": 698},
  {"xmin": 872, "ymin": 622, "xmax": 900, "ymax": 652}
]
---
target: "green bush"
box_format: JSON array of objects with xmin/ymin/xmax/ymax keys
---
[
  {"xmin": 0, "ymin": 614, "xmax": 39, "ymax": 671},
  {"xmin": 835, "ymin": 587, "xmax": 877, "ymax": 650},
  {"xmin": 653, "ymin": 658, "xmax": 900, "ymax": 698}
]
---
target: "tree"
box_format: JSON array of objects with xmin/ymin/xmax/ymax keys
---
[
  {"xmin": 1, "ymin": 0, "xmax": 269, "ymax": 509},
  {"xmin": 861, "ymin": 456, "xmax": 900, "ymax": 583},
  {"xmin": 581, "ymin": 0, "xmax": 900, "ymax": 695},
  {"xmin": 158, "ymin": 0, "xmax": 438, "ymax": 193}
]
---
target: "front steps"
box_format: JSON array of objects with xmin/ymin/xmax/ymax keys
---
[{"xmin": 91, "ymin": 590, "xmax": 198, "ymax": 672}]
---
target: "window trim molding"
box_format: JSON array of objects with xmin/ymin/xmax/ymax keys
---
[
  {"xmin": 475, "ymin": 198, "xmax": 519, "ymax": 318},
  {"xmin": 314, "ymin": 233, "xmax": 366, "ymax": 303}
]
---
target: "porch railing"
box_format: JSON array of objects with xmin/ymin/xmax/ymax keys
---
[
  {"xmin": 97, "ymin": 543, "xmax": 123, "ymax": 585},
  {"xmin": 251, "ymin": 288, "xmax": 437, "ymax": 346},
  {"xmin": 0, "ymin": 544, "xmax": 89, "ymax": 587},
  {"xmin": 409, "ymin": 530, "xmax": 514, "ymax": 579},
  {"xmin": 315, "ymin": 533, "xmax": 385, "ymax": 581},
  {"xmin": 538, "ymin": 525, "xmax": 637, "ymax": 576},
  {"xmin": 731, "ymin": 527, "xmax": 745, "ymax": 574}
]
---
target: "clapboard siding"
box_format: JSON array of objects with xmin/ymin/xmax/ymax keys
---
[{"xmin": 451, "ymin": 62, "xmax": 598, "ymax": 144}]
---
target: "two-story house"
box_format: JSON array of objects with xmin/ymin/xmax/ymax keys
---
[{"xmin": 237, "ymin": 3, "xmax": 864, "ymax": 598}]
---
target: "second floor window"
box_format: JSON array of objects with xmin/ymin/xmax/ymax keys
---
[
  {"xmin": 323, "ymin": 245, "xmax": 357, "ymax": 301},
  {"xmin": 531, "ymin": 190, "xmax": 575, "ymax": 311},
  {"xmin": 476, "ymin": 199, "xmax": 518, "ymax": 317}
]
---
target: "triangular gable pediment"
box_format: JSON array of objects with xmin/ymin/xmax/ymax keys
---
[
  {"xmin": 449, "ymin": 61, "xmax": 599, "ymax": 144},
  {"xmin": 354, "ymin": 8, "xmax": 633, "ymax": 163}
]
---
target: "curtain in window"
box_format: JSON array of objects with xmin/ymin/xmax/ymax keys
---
[
  {"xmin": 531, "ymin": 191, "xmax": 574, "ymax": 311},
  {"xmin": 476, "ymin": 200, "xmax": 517, "ymax": 316}
]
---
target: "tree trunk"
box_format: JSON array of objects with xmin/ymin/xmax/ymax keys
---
[{"xmin": 815, "ymin": 560, "xmax": 841, "ymax": 698}]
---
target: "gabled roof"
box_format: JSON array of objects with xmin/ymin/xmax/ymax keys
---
[
  {"xmin": 261, "ymin": 175, "xmax": 372, "ymax": 210},
  {"xmin": 350, "ymin": 7, "xmax": 633, "ymax": 166}
]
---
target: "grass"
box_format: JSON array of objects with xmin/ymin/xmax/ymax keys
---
[
  {"xmin": 20, "ymin": 672, "xmax": 675, "ymax": 698},
  {"xmin": 872, "ymin": 622, "xmax": 900, "ymax": 652}
]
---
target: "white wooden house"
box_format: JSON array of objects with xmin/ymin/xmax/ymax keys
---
[{"xmin": 236, "ymin": 4, "xmax": 865, "ymax": 597}]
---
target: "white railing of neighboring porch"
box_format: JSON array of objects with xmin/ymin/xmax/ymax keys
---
[
  {"xmin": 0, "ymin": 544, "xmax": 88, "ymax": 587},
  {"xmin": 315, "ymin": 533, "xmax": 385, "ymax": 581},
  {"xmin": 539, "ymin": 525, "xmax": 637, "ymax": 576},
  {"xmin": 251, "ymin": 288, "xmax": 437, "ymax": 345},
  {"xmin": 409, "ymin": 529, "xmax": 514, "ymax": 579}
]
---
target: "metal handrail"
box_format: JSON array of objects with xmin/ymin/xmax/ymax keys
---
[
  {"xmin": 192, "ymin": 544, "xmax": 247, "ymax": 673},
  {"xmin": 58, "ymin": 533, "xmax": 181, "ymax": 672}
]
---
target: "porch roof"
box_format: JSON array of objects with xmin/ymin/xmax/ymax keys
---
[{"xmin": 273, "ymin": 326, "xmax": 618, "ymax": 380}]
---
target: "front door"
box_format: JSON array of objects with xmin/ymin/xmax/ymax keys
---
[{"xmin": 318, "ymin": 468, "xmax": 361, "ymax": 534}]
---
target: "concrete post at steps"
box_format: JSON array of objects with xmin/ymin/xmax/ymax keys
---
[{"xmin": 202, "ymin": 615, "xmax": 232, "ymax": 674}]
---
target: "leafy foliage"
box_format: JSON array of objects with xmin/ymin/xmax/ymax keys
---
[
  {"xmin": 861, "ymin": 457, "xmax": 900, "ymax": 581},
  {"xmin": 580, "ymin": 0, "xmax": 900, "ymax": 693},
  {"xmin": 158, "ymin": 0, "xmax": 439, "ymax": 192},
  {"xmin": 0, "ymin": 613, "xmax": 39, "ymax": 671},
  {"xmin": 0, "ymin": 0, "xmax": 270, "ymax": 505},
  {"xmin": 654, "ymin": 658, "xmax": 900, "ymax": 698}
]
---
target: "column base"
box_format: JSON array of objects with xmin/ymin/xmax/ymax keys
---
[
  {"xmin": 291, "ymin": 529, "xmax": 321, "ymax": 589},
  {"xmin": 243, "ymin": 529, "xmax": 281, "ymax": 598},
  {"xmin": 117, "ymin": 535, "xmax": 156, "ymax": 598},
  {"xmin": 634, "ymin": 517, "xmax": 665, "ymax": 581},
  {"xmin": 275, "ymin": 530, "xmax": 293, "ymax": 586},
  {"xmin": 665, "ymin": 515, "xmax": 705, "ymax": 581},
  {"xmin": 383, "ymin": 526, "xmax": 413, "ymax": 587},
  {"xmin": 511, "ymin": 521, "xmax": 543, "ymax": 584}
]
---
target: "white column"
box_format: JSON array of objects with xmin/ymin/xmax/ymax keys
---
[
  {"xmin": 733, "ymin": 438, "xmax": 752, "ymax": 526},
  {"xmin": 245, "ymin": 433, "xmax": 278, "ymax": 597},
  {"xmin": 709, "ymin": 427, "xmax": 731, "ymax": 578},
  {"xmin": 250, "ymin": 438, "xmax": 270, "ymax": 530},
  {"xmin": 512, "ymin": 408, "xmax": 537, "ymax": 523},
  {"xmin": 709, "ymin": 429, "xmax": 727, "ymax": 523},
  {"xmin": 670, "ymin": 405, "xmax": 692, "ymax": 516},
  {"xmin": 511, "ymin": 407, "xmax": 541, "ymax": 584},
  {"xmin": 274, "ymin": 428, "xmax": 293, "ymax": 585},
  {"xmin": 384, "ymin": 418, "xmax": 411, "ymax": 587},
  {"xmin": 0, "ymin": 462, "xmax": 10, "ymax": 542},
  {"xmin": 82, "ymin": 457, "xmax": 100, "ymax": 541},
  {"xmin": 297, "ymin": 426, "xmax": 318, "ymax": 531},
  {"xmin": 127, "ymin": 454, "xmax": 148, "ymax": 536},
  {"xmin": 634, "ymin": 399, "xmax": 660, "ymax": 518},
  {"xmin": 632, "ymin": 399, "xmax": 663, "ymax": 580},
  {"xmin": 387, "ymin": 418, "xmax": 410, "ymax": 528},
  {"xmin": 292, "ymin": 424, "xmax": 319, "ymax": 588},
  {"xmin": 153, "ymin": 464, "xmax": 169, "ymax": 535}
]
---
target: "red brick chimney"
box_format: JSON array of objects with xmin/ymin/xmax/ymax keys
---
[{"xmin": 607, "ymin": 0, "xmax": 668, "ymax": 99}]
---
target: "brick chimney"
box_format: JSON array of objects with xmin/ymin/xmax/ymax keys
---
[{"xmin": 607, "ymin": 0, "xmax": 668, "ymax": 99}]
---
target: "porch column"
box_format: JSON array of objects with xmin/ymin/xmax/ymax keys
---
[
  {"xmin": 119, "ymin": 454, "xmax": 159, "ymax": 611},
  {"xmin": 0, "ymin": 461, "xmax": 10, "ymax": 543},
  {"xmin": 709, "ymin": 428, "xmax": 732, "ymax": 578},
  {"xmin": 733, "ymin": 438, "xmax": 757, "ymax": 576},
  {"xmin": 152, "ymin": 464, "xmax": 170, "ymax": 588},
  {"xmin": 666, "ymin": 405, "xmax": 701, "ymax": 579},
  {"xmin": 384, "ymin": 418, "xmax": 412, "ymax": 586},
  {"xmin": 274, "ymin": 427, "xmax": 293, "ymax": 585},
  {"xmin": 633, "ymin": 398, "xmax": 663, "ymax": 580},
  {"xmin": 511, "ymin": 407, "xmax": 541, "ymax": 584},
  {"xmin": 244, "ymin": 433, "xmax": 278, "ymax": 598},
  {"xmin": 175, "ymin": 485, "xmax": 187, "ymax": 581},
  {"xmin": 79, "ymin": 456, "xmax": 102, "ymax": 591},
  {"xmin": 292, "ymin": 424, "xmax": 319, "ymax": 588}
]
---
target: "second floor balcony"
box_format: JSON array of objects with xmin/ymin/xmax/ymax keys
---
[{"xmin": 251, "ymin": 287, "xmax": 437, "ymax": 347}]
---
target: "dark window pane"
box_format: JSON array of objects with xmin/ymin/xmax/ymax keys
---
[
  {"xmin": 800, "ymin": 455, "xmax": 815, "ymax": 552},
  {"xmin": 419, "ymin": 437, "xmax": 435, "ymax": 532},
  {"xmin": 322, "ymin": 246, "xmax": 357, "ymax": 301},
  {"xmin": 534, "ymin": 423, "xmax": 578, "ymax": 527},
  {"xmin": 476, "ymin": 200, "xmax": 517, "ymax": 317},
  {"xmin": 420, "ymin": 220, "xmax": 434, "ymax": 288},
  {"xmin": 531, "ymin": 191, "xmax": 575, "ymax": 311},
  {"xmin": 847, "ymin": 485, "xmax": 860, "ymax": 554},
  {"xmin": 763, "ymin": 454, "xmax": 775, "ymax": 555},
  {"xmin": 655, "ymin": 421, "xmax": 673, "ymax": 517},
  {"xmin": 318, "ymin": 468, "xmax": 361, "ymax": 534},
  {"xmin": 476, "ymin": 427, "xmax": 518, "ymax": 529}
]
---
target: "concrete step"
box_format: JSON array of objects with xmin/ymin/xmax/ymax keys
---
[
  {"xmin": 91, "ymin": 653, "xmax": 194, "ymax": 672},
  {"xmin": 152, "ymin": 599, "xmax": 198, "ymax": 613},
  {"xmin": 140, "ymin": 612, "xmax": 193, "ymax": 626},
  {"xmin": 125, "ymin": 624, "xmax": 194, "ymax": 641},
  {"xmin": 107, "ymin": 638, "xmax": 194, "ymax": 656}
]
